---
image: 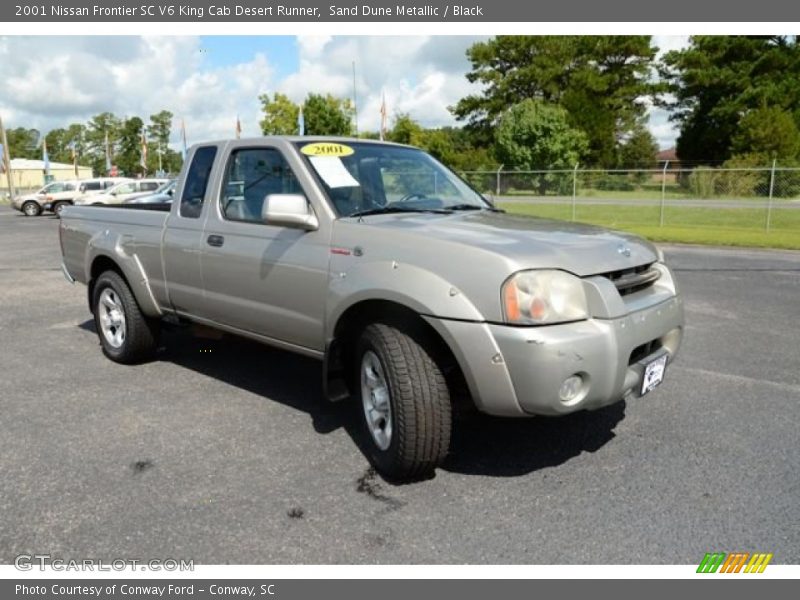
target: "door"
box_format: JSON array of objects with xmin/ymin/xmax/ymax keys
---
[
  {"xmin": 200, "ymin": 145, "xmax": 330, "ymax": 351},
  {"xmin": 162, "ymin": 145, "xmax": 218, "ymax": 315}
]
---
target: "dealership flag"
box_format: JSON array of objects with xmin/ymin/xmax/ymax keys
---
[
  {"xmin": 236, "ymin": 116, "xmax": 242, "ymax": 139},
  {"xmin": 140, "ymin": 130, "xmax": 148, "ymax": 172},
  {"xmin": 379, "ymin": 92, "xmax": 387, "ymax": 141},
  {"xmin": 104, "ymin": 131, "xmax": 112, "ymax": 175},
  {"xmin": 181, "ymin": 118, "xmax": 188, "ymax": 160},
  {"xmin": 69, "ymin": 140, "xmax": 78, "ymax": 177},
  {"xmin": 42, "ymin": 138, "xmax": 50, "ymax": 175},
  {"xmin": 298, "ymin": 105, "xmax": 304, "ymax": 136}
]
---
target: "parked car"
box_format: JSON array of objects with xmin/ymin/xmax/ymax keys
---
[
  {"xmin": 43, "ymin": 177, "xmax": 132, "ymax": 216},
  {"xmin": 59, "ymin": 137, "xmax": 684, "ymax": 480},
  {"xmin": 124, "ymin": 180, "xmax": 176, "ymax": 205},
  {"xmin": 12, "ymin": 180, "xmax": 80, "ymax": 216},
  {"xmin": 72, "ymin": 178, "xmax": 169, "ymax": 206}
]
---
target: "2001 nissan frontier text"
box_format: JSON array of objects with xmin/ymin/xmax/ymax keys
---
[{"xmin": 59, "ymin": 137, "xmax": 684, "ymax": 479}]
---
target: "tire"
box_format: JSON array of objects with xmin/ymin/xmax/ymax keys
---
[
  {"xmin": 53, "ymin": 202, "xmax": 67, "ymax": 217},
  {"xmin": 22, "ymin": 201, "xmax": 41, "ymax": 217},
  {"xmin": 355, "ymin": 322, "xmax": 452, "ymax": 480},
  {"xmin": 92, "ymin": 270, "xmax": 160, "ymax": 364}
]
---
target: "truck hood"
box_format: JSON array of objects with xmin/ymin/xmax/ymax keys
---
[{"xmin": 352, "ymin": 210, "xmax": 658, "ymax": 276}]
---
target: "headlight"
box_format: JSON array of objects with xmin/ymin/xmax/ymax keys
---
[{"xmin": 502, "ymin": 270, "xmax": 588, "ymax": 325}]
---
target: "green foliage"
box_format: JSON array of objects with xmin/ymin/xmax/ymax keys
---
[
  {"xmin": 84, "ymin": 112, "xmax": 122, "ymax": 175},
  {"xmin": 5, "ymin": 127, "xmax": 41, "ymax": 159},
  {"xmin": 116, "ymin": 116, "xmax": 145, "ymax": 177},
  {"xmin": 661, "ymin": 36, "xmax": 800, "ymax": 164},
  {"xmin": 618, "ymin": 125, "xmax": 659, "ymax": 168},
  {"xmin": 387, "ymin": 113, "xmax": 423, "ymax": 145},
  {"xmin": 731, "ymin": 106, "xmax": 800, "ymax": 159},
  {"xmin": 259, "ymin": 92, "xmax": 300, "ymax": 135},
  {"xmin": 495, "ymin": 100, "xmax": 588, "ymax": 195},
  {"xmin": 495, "ymin": 100, "xmax": 588, "ymax": 170},
  {"xmin": 453, "ymin": 35, "xmax": 658, "ymax": 166},
  {"xmin": 302, "ymin": 93, "xmax": 353, "ymax": 136}
]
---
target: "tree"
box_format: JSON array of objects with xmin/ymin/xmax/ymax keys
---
[
  {"xmin": 617, "ymin": 124, "xmax": 659, "ymax": 168},
  {"xmin": 495, "ymin": 99, "xmax": 588, "ymax": 194},
  {"xmin": 731, "ymin": 106, "xmax": 800, "ymax": 160},
  {"xmin": 302, "ymin": 93, "xmax": 353, "ymax": 136},
  {"xmin": 453, "ymin": 36, "xmax": 658, "ymax": 166},
  {"xmin": 259, "ymin": 93, "xmax": 300, "ymax": 135},
  {"xmin": 388, "ymin": 113, "xmax": 423, "ymax": 145},
  {"xmin": 44, "ymin": 123, "xmax": 86, "ymax": 165},
  {"xmin": 661, "ymin": 36, "xmax": 800, "ymax": 164},
  {"xmin": 116, "ymin": 116, "xmax": 145, "ymax": 177},
  {"xmin": 85, "ymin": 112, "xmax": 122, "ymax": 175},
  {"xmin": 5, "ymin": 127, "xmax": 41, "ymax": 159},
  {"xmin": 146, "ymin": 110, "xmax": 181, "ymax": 174}
]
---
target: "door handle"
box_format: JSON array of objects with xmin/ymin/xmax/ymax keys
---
[{"xmin": 207, "ymin": 234, "xmax": 225, "ymax": 247}]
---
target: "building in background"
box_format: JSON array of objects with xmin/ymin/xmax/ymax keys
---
[{"xmin": 1, "ymin": 159, "xmax": 93, "ymax": 193}]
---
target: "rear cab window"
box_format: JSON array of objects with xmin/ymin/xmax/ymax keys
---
[{"xmin": 179, "ymin": 146, "xmax": 217, "ymax": 219}]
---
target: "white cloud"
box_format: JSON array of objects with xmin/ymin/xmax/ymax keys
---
[
  {"xmin": 0, "ymin": 35, "xmax": 687, "ymax": 152},
  {"xmin": 0, "ymin": 36, "xmax": 271, "ymax": 150}
]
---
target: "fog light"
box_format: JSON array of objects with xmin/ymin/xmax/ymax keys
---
[{"xmin": 558, "ymin": 374, "xmax": 584, "ymax": 404}]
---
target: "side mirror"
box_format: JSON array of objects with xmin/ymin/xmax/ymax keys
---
[
  {"xmin": 483, "ymin": 193, "xmax": 496, "ymax": 207},
  {"xmin": 261, "ymin": 194, "xmax": 319, "ymax": 231}
]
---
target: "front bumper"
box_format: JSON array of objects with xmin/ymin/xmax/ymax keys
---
[{"xmin": 425, "ymin": 294, "xmax": 684, "ymax": 417}]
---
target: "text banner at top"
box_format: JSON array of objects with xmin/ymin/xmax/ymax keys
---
[{"xmin": 4, "ymin": 0, "xmax": 800, "ymax": 22}]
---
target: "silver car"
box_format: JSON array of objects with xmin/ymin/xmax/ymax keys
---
[{"xmin": 59, "ymin": 137, "xmax": 684, "ymax": 480}]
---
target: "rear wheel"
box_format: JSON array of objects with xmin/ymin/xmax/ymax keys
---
[
  {"xmin": 92, "ymin": 270, "xmax": 160, "ymax": 364},
  {"xmin": 53, "ymin": 202, "xmax": 68, "ymax": 217},
  {"xmin": 22, "ymin": 201, "xmax": 41, "ymax": 216},
  {"xmin": 355, "ymin": 322, "xmax": 452, "ymax": 480}
]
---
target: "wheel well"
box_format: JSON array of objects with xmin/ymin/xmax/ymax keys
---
[
  {"xmin": 87, "ymin": 256, "xmax": 126, "ymax": 314},
  {"xmin": 325, "ymin": 300, "xmax": 470, "ymax": 408}
]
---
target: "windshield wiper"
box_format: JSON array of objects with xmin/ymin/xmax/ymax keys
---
[
  {"xmin": 348, "ymin": 206, "xmax": 452, "ymax": 220},
  {"xmin": 447, "ymin": 203, "xmax": 505, "ymax": 213}
]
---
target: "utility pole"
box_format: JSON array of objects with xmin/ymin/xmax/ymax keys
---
[
  {"xmin": 352, "ymin": 61, "xmax": 359, "ymax": 137},
  {"xmin": 0, "ymin": 114, "xmax": 17, "ymax": 202}
]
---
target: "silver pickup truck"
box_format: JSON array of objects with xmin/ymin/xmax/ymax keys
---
[{"xmin": 60, "ymin": 137, "xmax": 684, "ymax": 480}]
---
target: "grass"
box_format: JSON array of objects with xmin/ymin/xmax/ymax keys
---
[{"xmin": 500, "ymin": 201, "xmax": 800, "ymax": 250}]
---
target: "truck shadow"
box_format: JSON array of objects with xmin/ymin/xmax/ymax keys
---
[{"xmin": 78, "ymin": 320, "xmax": 626, "ymax": 481}]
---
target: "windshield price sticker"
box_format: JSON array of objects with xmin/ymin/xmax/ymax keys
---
[{"xmin": 301, "ymin": 143, "xmax": 355, "ymax": 157}]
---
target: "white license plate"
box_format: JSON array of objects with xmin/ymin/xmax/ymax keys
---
[{"xmin": 641, "ymin": 354, "xmax": 668, "ymax": 395}]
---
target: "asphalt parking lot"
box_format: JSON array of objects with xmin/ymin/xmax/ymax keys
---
[{"xmin": 1, "ymin": 203, "xmax": 798, "ymax": 564}]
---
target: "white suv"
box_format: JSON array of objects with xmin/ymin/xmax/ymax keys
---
[
  {"xmin": 73, "ymin": 179, "xmax": 169, "ymax": 206},
  {"xmin": 12, "ymin": 180, "xmax": 81, "ymax": 217}
]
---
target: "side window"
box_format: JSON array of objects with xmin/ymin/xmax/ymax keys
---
[
  {"xmin": 220, "ymin": 148, "xmax": 305, "ymax": 224},
  {"xmin": 115, "ymin": 182, "xmax": 137, "ymax": 194},
  {"xmin": 140, "ymin": 182, "xmax": 159, "ymax": 192},
  {"xmin": 180, "ymin": 146, "xmax": 217, "ymax": 219}
]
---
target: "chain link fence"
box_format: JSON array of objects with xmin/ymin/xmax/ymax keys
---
[{"xmin": 460, "ymin": 166, "xmax": 800, "ymax": 233}]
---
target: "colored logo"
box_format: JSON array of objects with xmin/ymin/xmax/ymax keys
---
[
  {"xmin": 697, "ymin": 552, "xmax": 773, "ymax": 573},
  {"xmin": 617, "ymin": 244, "xmax": 632, "ymax": 257}
]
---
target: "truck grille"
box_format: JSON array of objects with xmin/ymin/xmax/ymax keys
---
[{"xmin": 601, "ymin": 263, "xmax": 660, "ymax": 296}]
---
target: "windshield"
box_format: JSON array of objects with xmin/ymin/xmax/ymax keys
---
[{"xmin": 295, "ymin": 141, "xmax": 489, "ymax": 217}]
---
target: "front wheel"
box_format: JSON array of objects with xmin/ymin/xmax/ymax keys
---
[
  {"xmin": 355, "ymin": 323, "xmax": 452, "ymax": 480},
  {"xmin": 22, "ymin": 201, "xmax": 41, "ymax": 216},
  {"xmin": 53, "ymin": 202, "xmax": 68, "ymax": 217},
  {"xmin": 92, "ymin": 270, "xmax": 160, "ymax": 364}
]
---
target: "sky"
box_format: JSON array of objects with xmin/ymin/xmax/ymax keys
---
[{"xmin": 0, "ymin": 35, "xmax": 688, "ymax": 154}]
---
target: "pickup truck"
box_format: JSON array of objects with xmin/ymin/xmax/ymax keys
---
[{"xmin": 59, "ymin": 137, "xmax": 684, "ymax": 480}]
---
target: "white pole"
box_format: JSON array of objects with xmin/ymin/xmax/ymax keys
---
[
  {"xmin": 496, "ymin": 164, "xmax": 504, "ymax": 197},
  {"xmin": 572, "ymin": 163, "xmax": 579, "ymax": 221},
  {"xmin": 766, "ymin": 158, "xmax": 777, "ymax": 232}
]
